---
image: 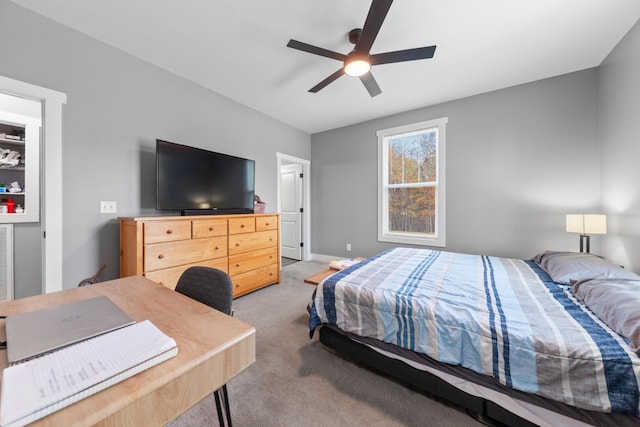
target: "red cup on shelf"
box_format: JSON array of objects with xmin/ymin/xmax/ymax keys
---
[{"xmin": 7, "ymin": 199, "xmax": 14, "ymax": 213}]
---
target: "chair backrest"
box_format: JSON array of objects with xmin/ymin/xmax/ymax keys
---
[{"xmin": 175, "ymin": 267, "xmax": 233, "ymax": 315}]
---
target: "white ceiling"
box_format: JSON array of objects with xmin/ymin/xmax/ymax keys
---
[{"xmin": 10, "ymin": 0, "xmax": 640, "ymax": 134}]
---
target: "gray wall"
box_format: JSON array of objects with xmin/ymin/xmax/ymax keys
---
[
  {"xmin": 598, "ymin": 19, "xmax": 640, "ymax": 273},
  {"xmin": 311, "ymin": 69, "xmax": 601, "ymax": 262},
  {"xmin": 0, "ymin": 1, "xmax": 310, "ymax": 292}
]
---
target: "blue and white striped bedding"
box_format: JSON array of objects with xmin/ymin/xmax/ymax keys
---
[{"xmin": 308, "ymin": 247, "xmax": 640, "ymax": 415}]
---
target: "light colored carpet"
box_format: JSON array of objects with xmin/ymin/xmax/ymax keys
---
[
  {"xmin": 281, "ymin": 257, "xmax": 298, "ymax": 267},
  {"xmin": 167, "ymin": 261, "xmax": 482, "ymax": 427}
]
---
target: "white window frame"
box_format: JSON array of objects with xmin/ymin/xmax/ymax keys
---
[{"xmin": 377, "ymin": 117, "xmax": 447, "ymax": 247}]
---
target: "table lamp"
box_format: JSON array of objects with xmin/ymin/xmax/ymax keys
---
[{"xmin": 566, "ymin": 214, "xmax": 606, "ymax": 253}]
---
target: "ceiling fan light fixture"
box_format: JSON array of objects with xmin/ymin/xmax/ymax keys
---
[
  {"xmin": 286, "ymin": 1, "xmax": 436, "ymax": 96},
  {"xmin": 344, "ymin": 57, "xmax": 371, "ymax": 77}
]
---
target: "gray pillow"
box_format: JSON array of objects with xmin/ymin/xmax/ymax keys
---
[
  {"xmin": 533, "ymin": 251, "xmax": 639, "ymax": 285},
  {"xmin": 572, "ymin": 278, "xmax": 640, "ymax": 353}
]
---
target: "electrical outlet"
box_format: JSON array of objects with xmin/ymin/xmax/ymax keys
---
[
  {"xmin": 346, "ymin": 243, "xmax": 352, "ymax": 251},
  {"xmin": 100, "ymin": 201, "xmax": 117, "ymax": 214}
]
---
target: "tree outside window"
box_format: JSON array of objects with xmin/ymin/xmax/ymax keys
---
[{"xmin": 378, "ymin": 118, "xmax": 447, "ymax": 247}]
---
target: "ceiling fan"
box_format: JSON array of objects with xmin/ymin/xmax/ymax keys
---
[{"xmin": 286, "ymin": 0, "xmax": 437, "ymax": 97}]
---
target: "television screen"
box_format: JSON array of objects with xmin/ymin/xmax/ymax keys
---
[{"xmin": 156, "ymin": 139, "xmax": 255, "ymax": 214}]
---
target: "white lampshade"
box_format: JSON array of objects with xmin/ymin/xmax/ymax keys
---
[
  {"xmin": 566, "ymin": 214, "xmax": 584, "ymax": 233},
  {"xmin": 566, "ymin": 214, "xmax": 607, "ymax": 234}
]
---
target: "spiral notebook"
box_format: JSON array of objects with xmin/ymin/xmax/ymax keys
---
[{"xmin": 0, "ymin": 320, "xmax": 178, "ymax": 427}]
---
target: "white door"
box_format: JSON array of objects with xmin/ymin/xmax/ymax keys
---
[{"xmin": 280, "ymin": 163, "xmax": 303, "ymax": 260}]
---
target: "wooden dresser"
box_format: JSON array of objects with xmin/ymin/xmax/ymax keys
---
[{"xmin": 119, "ymin": 213, "xmax": 280, "ymax": 297}]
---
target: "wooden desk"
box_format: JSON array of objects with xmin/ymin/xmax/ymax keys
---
[{"xmin": 0, "ymin": 276, "xmax": 256, "ymax": 426}]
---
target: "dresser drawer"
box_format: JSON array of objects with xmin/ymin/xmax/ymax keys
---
[
  {"xmin": 145, "ymin": 258, "xmax": 228, "ymax": 290},
  {"xmin": 228, "ymin": 247, "xmax": 277, "ymax": 276},
  {"xmin": 256, "ymin": 215, "xmax": 278, "ymax": 231},
  {"xmin": 192, "ymin": 218, "xmax": 228, "ymax": 239},
  {"xmin": 144, "ymin": 221, "xmax": 191, "ymax": 244},
  {"xmin": 232, "ymin": 264, "xmax": 279, "ymax": 297},
  {"xmin": 228, "ymin": 217, "xmax": 256, "ymax": 234},
  {"xmin": 145, "ymin": 236, "xmax": 227, "ymax": 271},
  {"xmin": 228, "ymin": 230, "xmax": 277, "ymax": 255}
]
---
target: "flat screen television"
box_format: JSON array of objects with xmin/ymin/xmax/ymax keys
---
[{"xmin": 156, "ymin": 139, "xmax": 255, "ymax": 215}]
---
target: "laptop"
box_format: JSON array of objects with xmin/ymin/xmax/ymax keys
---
[{"xmin": 5, "ymin": 295, "xmax": 136, "ymax": 364}]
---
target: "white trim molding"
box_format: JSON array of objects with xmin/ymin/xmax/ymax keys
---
[{"xmin": 0, "ymin": 75, "xmax": 67, "ymax": 294}]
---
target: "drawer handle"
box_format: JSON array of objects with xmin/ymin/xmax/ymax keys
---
[
  {"xmin": 240, "ymin": 224, "xmax": 245, "ymax": 228},
  {"xmin": 209, "ymin": 227, "xmax": 215, "ymax": 231},
  {"xmin": 236, "ymin": 263, "xmax": 240, "ymax": 267},
  {"xmin": 158, "ymin": 254, "xmax": 165, "ymax": 259},
  {"xmin": 235, "ymin": 243, "xmax": 240, "ymax": 247},
  {"xmin": 166, "ymin": 229, "xmax": 173, "ymax": 234},
  {"xmin": 215, "ymin": 246, "xmax": 220, "ymax": 250},
  {"xmin": 265, "ymin": 222, "xmax": 269, "ymax": 226}
]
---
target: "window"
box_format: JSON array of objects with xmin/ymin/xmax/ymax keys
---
[{"xmin": 377, "ymin": 117, "xmax": 447, "ymax": 247}]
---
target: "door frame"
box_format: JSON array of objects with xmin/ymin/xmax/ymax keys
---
[
  {"xmin": 0, "ymin": 75, "xmax": 66, "ymax": 294},
  {"xmin": 276, "ymin": 153, "xmax": 310, "ymax": 261}
]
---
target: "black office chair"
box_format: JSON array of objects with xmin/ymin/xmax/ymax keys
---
[{"xmin": 175, "ymin": 266, "xmax": 234, "ymax": 427}]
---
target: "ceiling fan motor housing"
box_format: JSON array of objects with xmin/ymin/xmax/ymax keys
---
[{"xmin": 348, "ymin": 28, "xmax": 362, "ymax": 45}]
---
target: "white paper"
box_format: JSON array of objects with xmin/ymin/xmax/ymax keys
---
[{"xmin": 0, "ymin": 320, "xmax": 177, "ymax": 427}]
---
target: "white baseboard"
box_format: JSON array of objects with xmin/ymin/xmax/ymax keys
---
[
  {"xmin": 310, "ymin": 253, "xmax": 340, "ymax": 263},
  {"xmin": 310, "ymin": 253, "xmax": 367, "ymax": 263}
]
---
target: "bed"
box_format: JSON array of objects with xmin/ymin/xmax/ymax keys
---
[{"xmin": 308, "ymin": 248, "xmax": 640, "ymax": 426}]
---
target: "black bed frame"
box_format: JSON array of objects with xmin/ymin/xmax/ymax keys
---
[
  {"xmin": 319, "ymin": 326, "xmax": 532, "ymax": 426},
  {"xmin": 319, "ymin": 326, "xmax": 640, "ymax": 427}
]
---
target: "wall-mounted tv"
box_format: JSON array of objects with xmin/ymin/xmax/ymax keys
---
[{"xmin": 156, "ymin": 139, "xmax": 255, "ymax": 215}]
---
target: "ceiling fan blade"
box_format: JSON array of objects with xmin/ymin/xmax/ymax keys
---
[
  {"xmin": 287, "ymin": 39, "xmax": 347, "ymax": 62},
  {"xmin": 370, "ymin": 45, "xmax": 437, "ymax": 65},
  {"xmin": 355, "ymin": 0, "xmax": 393, "ymax": 54},
  {"xmin": 309, "ymin": 68, "xmax": 346, "ymax": 93},
  {"xmin": 360, "ymin": 72, "xmax": 382, "ymax": 97}
]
